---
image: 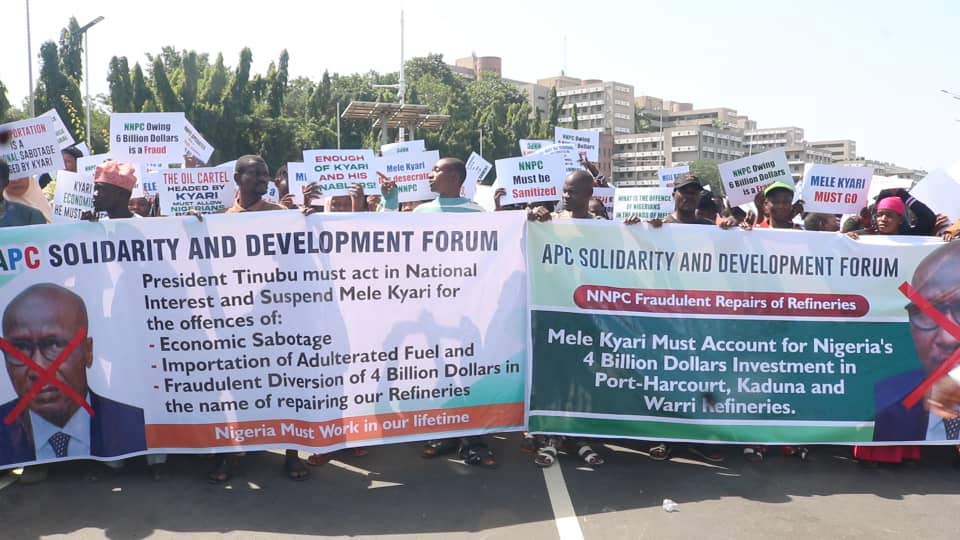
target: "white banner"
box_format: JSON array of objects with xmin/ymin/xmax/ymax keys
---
[
  {"xmin": 152, "ymin": 166, "xmax": 235, "ymax": 216},
  {"xmin": 554, "ymin": 127, "xmax": 599, "ymax": 163},
  {"xmin": 611, "ymin": 187, "xmax": 674, "ymax": 220},
  {"xmin": 494, "ymin": 154, "xmax": 565, "ymax": 206},
  {"xmin": 302, "ymin": 149, "xmax": 378, "ymax": 197},
  {"xmin": 718, "ymin": 149, "xmax": 793, "ymax": 206},
  {"xmin": 800, "ymin": 164, "xmax": 872, "ymax": 214},
  {"xmin": 183, "ymin": 120, "xmax": 214, "ymax": 163},
  {"xmin": 375, "ymin": 150, "xmax": 440, "ymax": 203},
  {"xmin": 0, "ymin": 116, "xmax": 65, "ymax": 178},
  {"xmin": 380, "ymin": 140, "xmax": 426, "ymax": 155},
  {"xmin": 657, "ymin": 165, "xmax": 689, "ymax": 189},
  {"xmin": 50, "ymin": 171, "xmax": 94, "ymax": 223},
  {"xmin": 109, "ymin": 112, "xmax": 186, "ymax": 167},
  {"xmin": 0, "ymin": 212, "xmax": 526, "ymax": 468}
]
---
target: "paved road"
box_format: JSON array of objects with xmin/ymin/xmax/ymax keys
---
[{"xmin": 1, "ymin": 435, "xmax": 959, "ymax": 539}]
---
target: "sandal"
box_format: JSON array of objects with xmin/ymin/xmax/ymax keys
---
[
  {"xmin": 461, "ymin": 442, "xmax": 498, "ymax": 469},
  {"xmin": 689, "ymin": 446, "xmax": 725, "ymax": 463},
  {"xmin": 207, "ymin": 455, "xmax": 238, "ymax": 484},
  {"xmin": 421, "ymin": 439, "xmax": 459, "ymax": 459},
  {"xmin": 351, "ymin": 448, "xmax": 369, "ymax": 457},
  {"xmin": 307, "ymin": 453, "xmax": 332, "ymax": 466},
  {"xmin": 649, "ymin": 443, "xmax": 671, "ymax": 461},
  {"xmin": 535, "ymin": 440, "xmax": 559, "ymax": 468},
  {"xmin": 520, "ymin": 434, "xmax": 537, "ymax": 454},
  {"xmin": 575, "ymin": 443, "xmax": 604, "ymax": 466},
  {"xmin": 285, "ymin": 452, "xmax": 310, "ymax": 481},
  {"xmin": 743, "ymin": 447, "xmax": 765, "ymax": 463}
]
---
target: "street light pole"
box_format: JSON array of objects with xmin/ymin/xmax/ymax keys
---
[
  {"xmin": 26, "ymin": 0, "xmax": 35, "ymax": 116},
  {"xmin": 78, "ymin": 16, "xmax": 105, "ymax": 148}
]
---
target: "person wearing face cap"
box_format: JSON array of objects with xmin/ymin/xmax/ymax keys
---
[
  {"xmin": 750, "ymin": 181, "xmax": 803, "ymax": 230},
  {"xmin": 83, "ymin": 161, "xmax": 140, "ymax": 221}
]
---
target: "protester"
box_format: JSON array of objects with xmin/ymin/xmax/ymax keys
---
[
  {"xmin": 4, "ymin": 175, "xmax": 53, "ymax": 224},
  {"xmin": 589, "ymin": 197, "xmax": 610, "ymax": 220},
  {"xmin": 0, "ymin": 160, "xmax": 47, "ymax": 227},
  {"xmin": 847, "ymin": 189, "xmax": 936, "ymax": 238},
  {"xmin": 83, "ymin": 162, "xmax": 139, "ymax": 220},
  {"xmin": 804, "ymin": 213, "xmax": 841, "ymax": 232},
  {"xmin": 528, "ymin": 170, "xmax": 604, "ymax": 222},
  {"xmin": 744, "ymin": 182, "xmax": 802, "ymax": 230}
]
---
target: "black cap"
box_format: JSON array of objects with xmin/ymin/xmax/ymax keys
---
[{"xmin": 674, "ymin": 174, "xmax": 703, "ymax": 191}]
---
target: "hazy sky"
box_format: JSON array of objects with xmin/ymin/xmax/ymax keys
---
[{"xmin": 3, "ymin": 0, "xmax": 958, "ymax": 170}]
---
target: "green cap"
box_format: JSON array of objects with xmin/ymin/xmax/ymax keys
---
[{"xmin": 763, "ymin": 181, "xmax": 794, "ymax": 197}]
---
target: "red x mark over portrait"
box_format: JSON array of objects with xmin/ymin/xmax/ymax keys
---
[
  {"xmin": 899, "ymin": 282, "xmax": 960, "ymax": 409},
  {"xmin": 0, "ymin": 327, "xmax": 93, "ymax": 425}
]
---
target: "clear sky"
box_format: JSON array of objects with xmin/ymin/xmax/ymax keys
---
[{"xmin": 3, "ymin": 0, "xmax": 958, "ymax": 171}]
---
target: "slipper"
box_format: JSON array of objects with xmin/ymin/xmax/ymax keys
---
[
  {"xmin": 208, "ymin": 456, "xmax": 238, "ymax": 484},
  {"xmin": 422, "ymin": 439, "xmax": 459, "ymax": 459},
  {"xmin": 285, "ymin": 454, "xmax": 310, "ymax": 481},
  {"xmin": 649, "ymin": 443, "xmax": 671, "ymax": 461},
  {"xmin": 743, "ymin": 447, "xmax": 764, "ymax": 463},
  {"xmin": 576, "ymin": 443, "xmax": 604, "ymax": 466},
  {"xmin": 306, "ymin": 453, "xmax": 332, "ymax": 467},
  {"xmin": 535, "ymin": 443, "xmax": 558, "ymax": 468},
  {"xmin": 690, "ymin": 446, "xmax": 725, "ymax": 463},
  {"xmin": 461, "ymin": 442, "xmax": 498, "ymax": 469}
]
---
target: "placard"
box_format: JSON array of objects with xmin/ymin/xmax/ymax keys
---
[
  {"xmin": 494, "ymin": 154, "xmax": 565, "ymax": 206},
  {"xmin": 611, "ymin": 187, "xmax": 673, "ymax": 220},
  {"xmin": 718, "ymin": 149, "xmax": 793, "ymax": 206},
  {"xmin": 183, "ymin": 120, "xmax": 214, "ymax": 163},
  {"xmin": 463, "ymin": 152, "xmax": 492, "ymax": 199},
  {"xmin": 0, "ymin": 116, "xmax": 65, "ymax": 178},
  {"xmin": 151, "ymin": 166, "xmax": 235, "ymax": 215},
  {"xmin": 554, "ymin": 127, "xmax": 599, "ymax": 163},
  {"xmin": 375, "ymin": 150, "xmax": 440, "ymax": 203},
  {"xmin": 519, "ymin": 139, "xmax": 553, "ymax": 157},
  {"xmin": 657, "ymin": 165, "xmax": 690, "ymax": 189},
  {"xmin": 380, "ymin": 140, "xmax": 426, "ymax": 155},
  {"xmin": 50, "ymin": 171, "xmax": 94, "ymax": 223},
  {"xmin": 302, "ymin": 149, "xmax": 378, "ymax": 197},
  {"xmin": 109, "ymin": 112, "xmax": 186, "ymax": 166},
  {"xmin": 800, "ymin": 164, "xmax": 872, "ymax": 214},
  {"xmin": 42, "ymin": 108, "xmax": 76, "ymax": 150}
]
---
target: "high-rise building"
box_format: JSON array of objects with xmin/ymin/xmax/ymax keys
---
[
  {"xmin": 613, "ymin": 125, "xmax": 746, "ymax": 186},
  {"xmin": 809, "ymin": 139, "xmax": 857, "ymax": 162},
  {"xmin": 453, "ymin": 55, "xmax": 502, "ymax": 79},
  {"xmin": 836, "ymin": 159, "xmax": 927, "ymax": 182},
  {"xmin": 665, "ymin": 106, "xmax": 756, "ymax": 130},
  {"xmin": 551, "ymin": 80, "xmax": 635, "ymax": 134}
]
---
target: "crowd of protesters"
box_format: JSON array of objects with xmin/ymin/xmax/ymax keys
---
[{"xmin": 0, "ymin": 140, "xmax": 958, "ymax": 485}]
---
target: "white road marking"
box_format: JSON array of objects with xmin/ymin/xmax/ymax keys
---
[{"xmin": 542, "ymin": 463, "xmax": 585, "ymax": 540}]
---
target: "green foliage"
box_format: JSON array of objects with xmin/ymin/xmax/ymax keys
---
[
  {"xmin": 58, "ymin": 18, "xmax": 83, "ymax": 82},
  {"xmin": 34, "ymin": 40, "xmax": 84, "ymax": 141},
  {"xmin": 107, "ymin": 56, "xmax": 133, "ymax": 113},
  {"xmin": 689, "ymin": 160, "xmax": 725, "ymax": 194},
  {"xmin": 131, "ymin": 63, "xmax": 152, "ymax": 112},
  {"xmin": 0, "ymin": 81, "xmax": 10, "ymax": 123}
]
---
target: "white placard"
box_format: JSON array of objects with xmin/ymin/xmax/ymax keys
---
[
  {"xmin": 657, "ymin": 165, "xmax": 689, "ymax": 189},
  {"xmin": 288, "ymin": 162, "xmax": 326, "ymax": 207},
  {"xmin": 42, "ymin": 108, "xmax": 76, "ymax": 150},
  {"xmin": 302, "ymin": 149, "xmax": 378, "ymax": 197},
  {"xmin": 473, "ymin": 184, "xmax": 497, "ymax": 212},
  {"xmin": 51, "ymin": 171, "xmax": 94, "ymax": 223},
  {"xmin": 908, "ymin": 170, "xmax": 960, "ymax": 220},
  {"xmin": 183, "ymin": 120, "xmax": 214, "ymax": 163},
  {"xmin": 493, "ymin": 154, "xmax": 565, "ymax": 205},
  {"xmin": 109, "ymin": 112, "xmax": 186, "ymax": 166},
  {"xmin": 519, "ymin": 139, "xmax": 553, "ymax": 157},
  {"xmin": 76, "ymin": 153, "xmax": 112, "ymax": 176},
  {"xmin": 375, "ymin": 150, "xmax": 440, "ymax": 203},
  {"xmin": 718, "ymin": 149, "xmax": 793, "ymax": 206},
  {"xmin": 380, "ymin": 140, "xmax": 426, "ymax": 155},
  {"xmin": 0, "ymin": 116, "xmax": 65, "ymax": 178},
  {"xmin": 593, "ymin": 186, "xmax": 616, "ymax": 216},
  {"xmin": 463, "ymin": 152, "xmax": 492, "ymax": 199},
  {"xmin": 612, "ymin": 187, "xmax": 674, "ymax": 220},
  {"xmin": 533, "ymin": 143, "xmax": 579, "ymax": 176},
  {"xmin": 867, "ymin": 175, "xmax": 913, "ymax": 202},
  {"xmin": 554, "ymin": 127, "xmax": 599, "ymax": 163},
  {"xmin": 800, "ymin": 164, "xmax": 872, "ymax": 214},
  {"xmin": 73, "ymin": 142, "xmax": 90, "ymax": 156},
  {"xmin": 151, "ymin": 166, "xmax": 235, "ymax": 216}
]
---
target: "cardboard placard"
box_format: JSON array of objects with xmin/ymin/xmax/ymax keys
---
[
  {"xmin": 657, "ymin": 165, "xmax": 690, "ymax": 189},
  {"xmin": 51, "ymin": 171, "xmax": 94, "ymax": 222},
  {"xmin": 718, "ymin": 149, "xmax": 793, "ymax": 206},
  {"xmin": 0, "ymin": 116, "xmax": 65, "ymax": 178},
  {"xmin": 554, "ymin": 127, "xmax": 599, "ymax": 163},
  {"xmin": 302, "ymin": 149, "xmax": 378, "ymax": 197},
  {"xmin": 151, "ymin": 166, "xmax": 235, "ymax": 215},
  {"xmin": 800, "ymin": 164, "xmax": 872, "ymax": 214},
  {"xmin": 375, "ymin": 150, "xmax": 441, "ymax": 203},
  {"xmin": 109, "ymin": 112, "xmax": 186, "ymax": 166},
  {"xmin": 611, "ymin": 187, "xmax": 674, "ymax": 220},
  {"xmin": 494, "ymin": 154, "xmax": 565, "ymax": 205}
]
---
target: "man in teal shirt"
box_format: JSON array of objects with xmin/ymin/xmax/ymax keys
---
[{"xmin": 379, "ymin": 158, "xmax": 484, "ymax": 213}]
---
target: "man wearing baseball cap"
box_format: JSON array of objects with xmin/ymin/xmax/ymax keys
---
[{"xmin": 754, "ymin": 181, "xmax": 802, "ymax": 230}]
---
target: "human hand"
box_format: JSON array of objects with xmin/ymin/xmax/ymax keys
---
[
  {"xmin": 185, "ymin": 209, "xmax": 204, "ymax": 222},
  {"xmin": 527, "ymin": 206, "xmax": 552, "ymax": 222},
  {"xmin": 927, "ymin": 375, "xmax": 960, "ymax": 419}
]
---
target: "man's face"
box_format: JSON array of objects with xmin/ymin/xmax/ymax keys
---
[
  {"xmin": 93, "ymin": 182, "xmax": 129, "ymax": 212},
  {"xmin": 876, "ymin": 209, "xmax": 903, "ymax": 234},
  {"xmin": 562, "ymin": 176, "xmax": 593, "ymax": 213},
  {"xmin": 4, "ymin": 290, "xmax": 92, "ymax": 427},
  {"xmin": 673, "ymin": 185, "xmax": 701, "ymax": 213},
  {"xmin": 909, "ymin": 266, "xmax": 960, "ymax": 376},
  {"xmin": 128, "ymin": 197, "xmax": 151, "ymax": 217},
  {"xmin": 588, "ymin": 199, "xmax": 606, "ymax": 218},
  {"xmin": 235, "ymin": 160, "xmax": 271, "ymax": 198},
  {"xmin": 427, "ymin": 159, "xmax": 459, "ymax": 194},
  {"xmin": 764, "ymin": 189, "xmax": 794, "ymax": 222},
  {"xmin": 61, "ymin": 152, "xmax": 78, "ymax": 173}
]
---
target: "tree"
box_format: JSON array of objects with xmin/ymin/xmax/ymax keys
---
[
  {"xmin": 266, "ymin": 50, "xmax": 289, "ymax": 118},
  {"xmin": 570, "ymin": 104, "xmax": 579, "ymax": 129},
  {"xmin": 546, "ymin": 86, "xmax": 561, "ymax": 132},
  {"xmin": 178, "ymin": 51, "xmax": 201, "ymax": 115},
  {"xmin": 689, "ymin": 160, "xmax": 725, "ymax": 194},
  {"xmin": 199, "ymin": 53, "xmax": 229, "ymax": 107},
  {"xmin": 0, "ymin": 81, "xmax": 10, "ymax": 123},
  {"xmin": 131, "ymin": 63, "xmax": 152, "ymax": 112},
  {"xmin": 34, "ymin": 41, "xmax": 84, "ymax": 141},
  {"xmin": 58, "ymin": 18, "xmax": 83, "ymax": 83},
  {"xmin": 107, "ymin": 56, "xmax": 134, "ymax": 112},
  {"xmin": 151, "ymin": 57, "xmax": 181, "ymax": 112}
]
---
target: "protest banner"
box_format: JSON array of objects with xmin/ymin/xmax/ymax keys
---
[
  {"xmin": 303, "ymin": 149, "xmax": 378, "ymax": 197},
  {"xmin": 593, "ymin": 186, "xmax": 616, "ymax": 216},
  {"xmin": 381, "ymin": 140, "xmax": 426, "ymax": 155},
  {"xmin": 463, "ymin": 152, "xmax": 492, "ymax": 199},
  {"xmin": 526, "ymin": 221, "xmax": 960, "ymax": 445},
  {"xmin": 657, "ymin": 165, "xmax": 689, "ymax": 189},
  {"xmin": 800, "ymin": 164, "xmax": 872, "ymax": 214},
  {"xmin": 611, "ymin": 187, "xmax": 673, "ymax": 220},
  {"xmin": 109, "ymin": 113, "xmax": 186, "ymax": 167},
  {"xmin": 0, "ymin": 211, "xmax": 526, "ymax": 469},
  {"xmin": 0, "ymin": 116, "xmax": 65, "ymax": 178},
  {"xmin": 554, "ymin": 127, "xmax": 599, "ymax": 163},
  {"xmin": 494, "ymin": 154, "xmax": 564, "ymax": 206},
  {"xmin": 41, "ymin": 108, "xmax": 76, "ymax": 150},
  {"xmin": 50, "ymin": 171, "xmax": 94, "ymax": 223},
  {"xmin": 375, "ymin": 150, "xmax": 440, "ymax": 203},
  {"xmin": 519, "ymin": 139, "xmax": 553, "ymax": 157},
  {"xmin": 533, "ymin": 143, "xmax": 580, "ymax": 176},
  {"xmin": 183, "ymin": 120, "xmax": 214, "ymax": 164},
  {"xmin": 719, "ymin": 149, "xmax": 793, "ymax": 206},
  {"xmin": 151, "ymin": 166, "xmax": 235, "ymax": 216},
  {"xmin": 902, "ymin": 170, "xmax": 960, "ymax": 220}
]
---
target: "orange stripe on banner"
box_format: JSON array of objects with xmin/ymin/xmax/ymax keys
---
[{"xmin": 145, "ymin": 403, "xmax": 524, "ymax": 448}]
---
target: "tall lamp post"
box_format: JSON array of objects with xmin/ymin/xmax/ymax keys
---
[
  {"xmin": 26, "ymin": 0, "xmax": 35, "ymax": 116},
  {"xmin": 78, "ymin": 16, "xmax": 104, "ymax": 148}
]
